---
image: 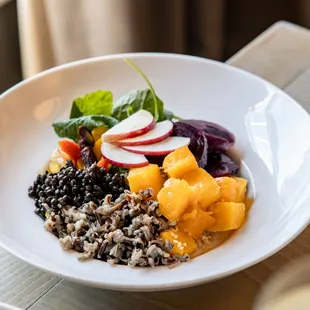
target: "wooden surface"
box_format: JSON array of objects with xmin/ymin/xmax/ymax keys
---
[{"xmin": 1, "ymin": 21, "xmax": 310, "ymax": 310}]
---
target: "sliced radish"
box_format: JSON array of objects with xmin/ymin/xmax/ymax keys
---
[
  {"xmin": 102, "ymin": 110, "xmax": 155, "ymax": 143},
  {"xmin": 101, "ymin": 142, "xmax": 148, "ymax": 168},
  {"xmin": 121, "ymin": 137, "xmax": 190, "ymax": 155},
  {"xmin": 114, "ymin": 120, "xmax": 173, "ymax": 146}
]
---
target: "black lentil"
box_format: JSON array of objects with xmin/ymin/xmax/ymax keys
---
[{"xmin": 28, "ymin": 161, "xmax": 128, "ymax": 219}]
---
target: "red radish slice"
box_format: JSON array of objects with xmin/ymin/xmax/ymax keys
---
[
  {"xmin": 101, "ymin": 142, "xmax": 148, "ymax": 168},
  {"xmin": 102, "ymin": 110, "xmax": 155, "ymax": 143},
  {"xmin": 121, "ymin": 137, "xmax": 190, "ymax": 155},
  {"xmin": 114, "ymin": 120, "xmax": 173, "ymax": 146}
]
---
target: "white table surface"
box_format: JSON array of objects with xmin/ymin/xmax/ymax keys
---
[{"xmin": 2, "ymin": 21, "xmax": 310, "ymax": 310}]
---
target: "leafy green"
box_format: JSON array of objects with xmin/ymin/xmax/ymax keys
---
[
  {"xmin": 112, "ymin": 90, "xmax": 180, "ymax": 121},
  {"xmin": 111, "ymin": 88, "xmax": 165, "ymax": 121},
  {"xmin": 61, "ymin": 59, "xmax": 179, "ymax": 138},
  {"xmin": 162, "ymin": 109, "xmax": 174, "ymax": 121},
  {"xmin": 70, "ymin": 101, "xmax": 82, "ymax": 119},
  {"xmin": 125, "ymin": 59, "xmax": 160, "ymax": 121},
  {"xmin": 170, "ymin": 112, "xmax": 182, "ymax": 120},
  {"xmin": 109, "ymin": 166, "xmax": 129, "ymax": 174},
  {"xmin": 53, "ymin": 115, "xmax": 118, "ymax": 141},
  {"xmin": 111, "ymin": 58, "xmax": 181, "ymax": 122},
  {"xmin": 70, "ymin": 90, "xmax": 113, "ymax": 119},
  {"xmin": 116, "ymin": 58, "xmax": 182, "ymax": 122}
]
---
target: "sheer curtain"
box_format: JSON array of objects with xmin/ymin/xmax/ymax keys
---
[
  {"xmin": 17, "ymin": 0, "xmax": 225, "ymax": 78},
  {"xmin": 16, "ymin": 0, "xmax": 310, "ymax": 79}
]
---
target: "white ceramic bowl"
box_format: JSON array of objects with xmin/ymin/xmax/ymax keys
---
[
  {"xmin": 1, "ymin": 53, "xmax": 310, "ymax": 291},
  {"xmin": 0, "ymin": 302, "xmax": 22, "ymax": 310}
]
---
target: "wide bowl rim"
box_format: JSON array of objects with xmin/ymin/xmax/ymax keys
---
[{"xmin": 0, "ymin": 52, "xmax": 309, "ymax": 291}]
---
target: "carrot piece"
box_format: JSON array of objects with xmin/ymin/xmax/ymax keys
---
[
  {"xmin": 97, "ymin": 157, "xmax": 111, "ymax": 171},
  {"xmin": 58, "ymin": 140, "xmax": 81, "ymax": 163}
]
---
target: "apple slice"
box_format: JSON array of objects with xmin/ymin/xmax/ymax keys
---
[
  {"xmin": 102, "ymin": 110, "xmax": 155, "ymax": 143},
  {"xmin": 101, "ymin": 142, "xmax": 148, "ymax": 168},
  {"xmin": 121, "ymin": 136, "xmax": 190, "ymax": 155},
  {"xmin": 114, "ymin": 120, "xmax": 173, "ymax": 146}
]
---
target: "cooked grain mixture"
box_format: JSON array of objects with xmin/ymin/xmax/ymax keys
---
[{"xmin": 43, "ymin": 188, "xmax": 189, "ymax": 267}]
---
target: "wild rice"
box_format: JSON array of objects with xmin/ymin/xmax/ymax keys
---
[{"xmin": 43, "ymin": 189, "xmax": 189, "ymax": 267}]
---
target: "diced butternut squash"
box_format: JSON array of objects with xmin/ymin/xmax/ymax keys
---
[
  {"xmin": 216, "ymin": 177, "xmax": 248, "ymax": 203},
  {"xmin": 234, "ymin": 177, "xmax": 248, "ymax": 202},
  {"xmin": 157, "ymin": 178, "xmax": 192, "ymax": 222},
  {"xmin": 207, "ymin": 202, "xmax": 245, "ymax": 232},
  {"xmin": 128, "ymin": 164, "xmax": 164, "ymax": 199},
  {"xmin": 182, "ymin": 168, "xmax": 221, "ymax": 209},
  {"xmin": 178, "ymin": 208, "xmax": 215, "ymax": 239},
  {"xmin": 216, "ymin": 177, "xmax": 236, "ymax": 202},
  {"xmin": 163, "ymin": 178, "xmax": 179, "ymax": 187},
  {"xmin": 93, "ymin": 138, "xmax": 102, "ymax": 161},
  {"xmin": 163, "ymin": 146, "xmax": 198, "ymax": 178},
  {"xmin": 92, "ymin": 126, "xmax": 108, "ymax": 141},
  {"xmin": 161, "ymin": 229, "xmax": 197, "ymax": 256}
]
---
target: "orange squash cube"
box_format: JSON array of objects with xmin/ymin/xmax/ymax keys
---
[
  {"xmin": 216, "ymin": 177, "xmax": 248, "ymax": 203},
  {"xmin": 127, "ymin": 164, "xmax": 164, "ymax": 199},
  {"xmin": 157, "ymin": 178, "xmax": 192, "ymax": 222},
  {"xmin": 234, "ymin": 177, "xmax": 248, "ymax": 202},
  {"xmin": 178, "ymin": 208, "xmax": 215, "ymax": 239},
  {"xmin": 161, "ymin": 229, "xmax": 197, "ymax": 256},
  {"xmin": 182, "ymin": 168, "xmax": 221, "ymax": 209},
  {"xmin": 163, "ymin": 146, "xmax": 198, "ymax": 178},
  {"xmin": 163, "ymin": 178, "xmax": 179, "ymax": 187},
  {"xmin": 207, "ymin": 202, "xmax": 245, "ymax": 232}
]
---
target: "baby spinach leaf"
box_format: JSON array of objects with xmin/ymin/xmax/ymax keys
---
[
  {"xmin": 162, "ymin": 109, "xmax": 174, "ymax": 121},
  {"xmin": 170, "ymin": 112, "xmax": 182, "ymax": 121},
  {"xmin": 53, "ymin": 115, "xmax": 118, "ymax": 141},
  {"xmin": 112, "ymin": 88, "xmax": 164, "ymax": 121},
  {"xmin": 70, "ymin": 102, "xmax": 83, "ymax": 119},
  {"xmin": 109, "ymin": 166, "xmax": 129, "ymax": 174},
  {"xmin": 112, "ymin": 91, "xmax": 179, "ymax": 122},
  {"xmin": 70, "ymin": 90, "xmax": 113, "ymax": 119}
]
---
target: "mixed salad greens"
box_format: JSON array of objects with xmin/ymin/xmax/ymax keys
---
[{"xmin": 53, "ymin": 59, "xmax": 177, "ymax": 142}]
